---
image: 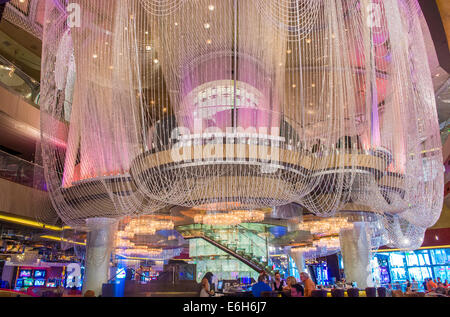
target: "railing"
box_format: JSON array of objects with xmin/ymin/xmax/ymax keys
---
[
  {"xmin": 0, "ymin": 55, "xmax": 40, "ymax": 108},
  {"xmin": 0, "ymin": 149, "xmax": 46, "ymax": 191},
  {"xmin": 236, "ymin": 225, "xmax": 269, "ymax": 263}
]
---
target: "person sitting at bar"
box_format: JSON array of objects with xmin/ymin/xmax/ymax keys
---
[
  {"xmin": 284, "ymin": 276, "xmax": 304, "ymax": 297},
  {"xmin": 252, "ymin": 274, "xmax": 272, "ymax": 298},
  {"xmin": 300, "ymin": 272, "xmax": 316, "ymax": 297},
  {"xmin": 427, "ymin": 278, "xmax": 438, "ymax": 292},
  {"xmin": 272, "ymin": 271, "xmax": 285, "ymax": 292}
]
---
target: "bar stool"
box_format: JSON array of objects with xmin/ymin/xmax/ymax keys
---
[
  {"xmin": 365, "ymin": 287, "xmax": 377, "ymax": 297},
  {"xmin": 311, "ymin": 289, "xmax": 328, "ymax": 297},
  {"xmin": 331, "ymin": 288, "xmax": 345, "ymax": 297},
  {"xmin": 376, "ymin": 287, "xmax": 386, "ymax": 297},
  {"xmin": 347, "ymin": 288, "xmax": 359, "ymax": 297}
]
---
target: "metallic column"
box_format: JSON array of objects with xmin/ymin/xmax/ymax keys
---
[{"xmin": 82, "ymin": 218, "xmax": 117, "ymax": 296}]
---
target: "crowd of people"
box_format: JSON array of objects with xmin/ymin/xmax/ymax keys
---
[
  {"xmin": 252, "ymin": 271, "xmax": 316, "ymax": 297},
  {"xmin": 383, "ymin": 277, "xmax": 449, "ymax": 296},
  {"xmin": 199, "ymin": 271, "xmax": 317, "ymax": 297},
  {"xmin": 420, "ymin": 277, "xmax": 448, "ymax": 294},
  {"xmin": 199, "ymin": 271, "xmax": 450, "ymax": 297}
]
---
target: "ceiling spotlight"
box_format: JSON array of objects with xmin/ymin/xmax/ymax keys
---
[
  {"xmin": 287, "ymin": 49, "xmax": 292, "ymax": 54},
  {"xmin": 206, "ymin": 39, "xmax": 212, "ymax": 44},
  {"xmin": 204, "ymin": 23, "xmax": 211, "ymax": 29},
  {"xmin": 154, "ymin": 59, "xmax": 159, "ymax": 64},
  {"xmin": 311, "ymin": 83, "xmax": 316, "ymax": 88},
  {"xmin": 146, "ymin": 45, "xmax": 152, "ymax": 51},
  {"xmin": 208, "ymin": 4, "xmax": 215, "ymax": 11},
  {"xmin": 306, "ymin": 38, "xmax": 311, "ymax": 44},
  {"xmin": 92, "ymin": 54, "xmax": 98, "ymax": 59}
]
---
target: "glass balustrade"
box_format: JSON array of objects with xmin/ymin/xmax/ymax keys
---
[
  {"xmin": 0, "ymin": 149, "xmax": 47, "ymax": 190},
  {"xmin": 0, "ymin": 55, "xmax": 40, "ymax": 107}
]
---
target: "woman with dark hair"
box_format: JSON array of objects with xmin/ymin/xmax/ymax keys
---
[
  {"xmin": 202, "ymin": 272, "xmax": 214, "ymax": 284},
  {"xmin": 272, "ymin": 271, "xmax": 285, "ymax": 292},
  {"xmin": 199, "ymin": 272, "xmax": 214, "ymax": 297}
]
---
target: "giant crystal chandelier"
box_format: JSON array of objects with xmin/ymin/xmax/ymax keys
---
[{"xmin": 40, "ymin": 0, "xmax": 443, "ymax": 249}]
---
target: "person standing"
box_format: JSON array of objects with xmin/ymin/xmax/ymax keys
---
[
  {"xmin": 427, "ymin": 278, "xmax": 438, "ymax": 291},
  {"xmin": 272, "ymin": 271, "xmax": 285, "ymax": 292},
  {"xmin": 422, "ymin": 279, "xmax": 428, "ymax": 291},
  {"xmin": 406, "ymin": 279, "xmax": 411, "ymax": 292},
  {"xmin": 199, "ymin": 272, "xmax": 214, "ymax": 297},
  {"xmin": 411, "ymin": 278, "xmax": 418, "ymax": 291},
  {"xmin": 300, "ymin": 272, "xmax": 316, "ymax": 297},
  {"xmin": 200, "ymin": 277, "xmax": 211, "ymax": 297}
]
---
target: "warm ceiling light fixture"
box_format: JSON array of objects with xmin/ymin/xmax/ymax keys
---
[
  {"xmin": 231, "ymin": 210, "xmax": 265, "ymax": 223},
  {"xmin": 298, "ymin": 218, "xmax": 353, "ymax": 235},
  {"xmin": 124, "ymin": 218, "xmax": 174, "ymax": 236},
  {"xmin": 313, "ymin": 236, "xmax": 340, "ymax": 249},
  {"xmin": 291, "ymin": 246, "xmax": 316, "ymax": 253},
  {"xmin": 119, "ymin": 246, "xmax": 162, "ymax": 257},
  {"xmin": 194, "ymin": 212, "xmax": 242, "ymax": 226},
  {"xmin": 41, "ymin": 0, "xmax": 443, "ymax": 250}
]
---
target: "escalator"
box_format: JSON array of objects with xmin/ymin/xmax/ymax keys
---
[{"xmin": 179, "ymin": 226, "xmax": 275, "ymax": 276}]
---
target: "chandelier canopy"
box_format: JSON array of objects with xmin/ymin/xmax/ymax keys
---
[{"xmin": 40, "ymin": 0, "xmax": 443, "ymax": 249}]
